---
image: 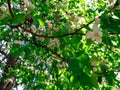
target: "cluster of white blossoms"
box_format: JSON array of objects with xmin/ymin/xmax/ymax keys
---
[
  {"xmin": 30, "ymin": 25, "xmax": 46, "ymax": 33},
  {"xmin": 24, "ymin": 0, "xmax": 34, "ymax": 10},
  {"xmin": 0, "ymin": 5, "xmax": 8, "ymax": 19},
  {"xmin": 86, "ymin": 23, "xmax": 102, "ymax": 43},
  {"xmin": 47, "ymin": 38, "xmax": 60, "ymax": 48}
]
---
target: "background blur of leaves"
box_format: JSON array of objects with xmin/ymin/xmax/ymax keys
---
[{"xmin": 0, "ymin": 0, "xmax": 120, "ymax": 89}]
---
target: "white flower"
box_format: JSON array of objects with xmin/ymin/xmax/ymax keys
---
[
  {"xmin": 91, "ymin": 26, "xmax": 102, "ymax": 43},
  {"xmin": 48, "ymin": 38, "xmax": 60, "ymax": 47},
  {"xmin": 0, "ymin": 5, "xmax": 7, "ymax": 12},
  {"xmin": 86, "ymin": 24, "xmax": 102, "ymax": 43}
]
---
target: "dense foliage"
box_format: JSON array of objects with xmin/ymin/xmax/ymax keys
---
[{"xmin": 0, "ymin": 0, "xmax": 120, "ymax": 89}]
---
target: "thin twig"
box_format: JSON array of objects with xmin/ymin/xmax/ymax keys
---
[{"xmin": 94, "ymin": 69, "xmax": 120, "ymax": 75}]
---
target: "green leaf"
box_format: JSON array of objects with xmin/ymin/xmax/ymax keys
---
[
  {"xmin": 77, "ymin": 53, "xmax": 89, "ymax": 67},
  {"xmin": 11, "ymin": 14, "xmax": 25, "ymax": 25},
  {"xmin": 68, "ymin": 59, "xmax": 82, "ymax": 76}
]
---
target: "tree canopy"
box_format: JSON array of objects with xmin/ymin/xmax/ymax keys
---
[{"xmin": 0, "ymin": 0, "xmax": 120, "ymax": 89}]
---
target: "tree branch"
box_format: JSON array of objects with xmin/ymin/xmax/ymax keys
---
[
  {"xmin": 12, "ymin": 19, "xmax": 93, "ymax": 39},
  {"xmin": 17, "ymin": 27, "xmax": 68, "ymax": 62},
  {"xmin": 93, "ymin": 69, "xmax": 120, "ymax": 75},
  {"xmin": 7, "ymin": 0, "xmax": 14, "ymax": 18}
]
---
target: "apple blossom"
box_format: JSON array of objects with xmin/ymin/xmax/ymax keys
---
[
  {"xmin": 0, "ymin": 5, "xmax": 7, "ymax": 12},
  {"xmin": 48, "ymin": 38, "xmax": 60, "ymax": 47},
  {"xmin": 91, "ymin": 25, "xmax": 102, "ymax": 43},
  {"xmin": 86, "ymin": 24, "xmax": 102, "ymax": 43}
]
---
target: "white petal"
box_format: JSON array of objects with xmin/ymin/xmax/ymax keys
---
[
  {"xmin": 98, "ymin": 31, "xmax": 102, "ymax": 36},
  {"xmin": 86, "ymin": 31, "xmax": 92, "ymax": 39},
  {"xmin": 93, "ymin": 24, "xmax": 99, "ymax": 31},
  {"xmin": 96, "ymin": 37, "xmax": 102, "ymax": 43}
]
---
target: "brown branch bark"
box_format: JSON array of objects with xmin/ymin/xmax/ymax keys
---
[
  {"xmin": 7, "ymin": 0, "xmax": 14, "ymax": 18},
  {"xmin": 0, "ymin": 50, "xmax": 16, "ymax": 90}
]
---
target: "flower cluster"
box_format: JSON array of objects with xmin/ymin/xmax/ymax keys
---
[
  {"xmin": 24, "ymin": 0, "xmax": 34, "ymax": 10},
  {"xmin": 0, "ymin": 5, "xmax": 8, "ymax": 19},
  {"xmin": 47, "ymin": 38, "xmax": 60, "ymax": 48},
  {"xmin": 86, "ymin": 24, "xmax": 102, "ymax": 43}
]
